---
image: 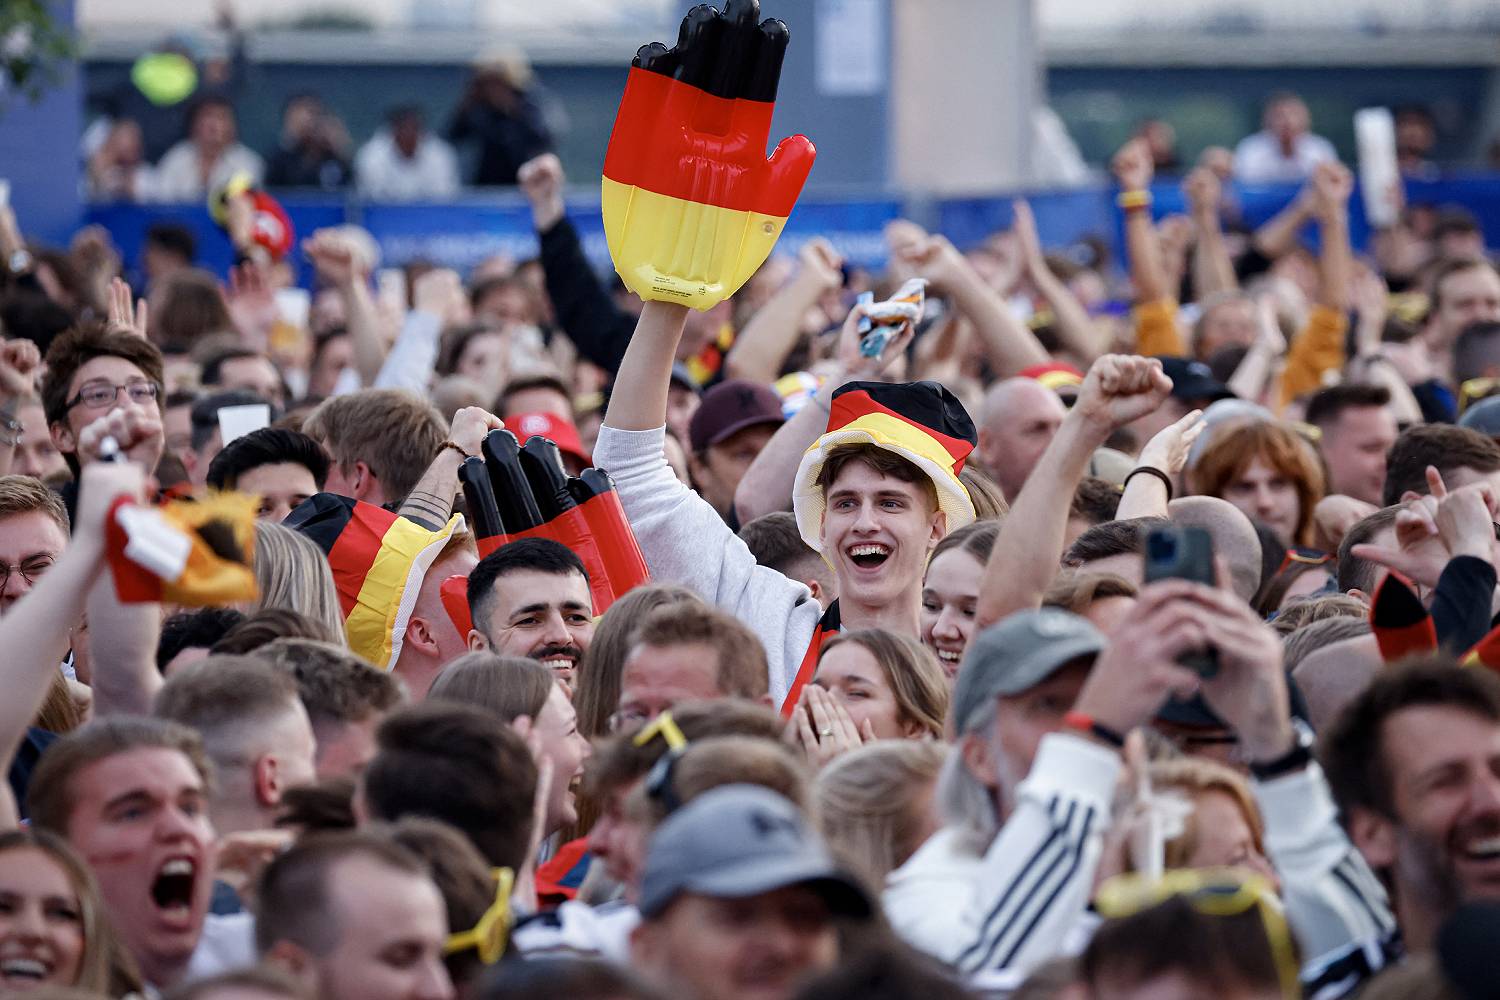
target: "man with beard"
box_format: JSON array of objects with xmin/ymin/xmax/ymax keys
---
[
  {"xmin": 466, "ymin": 537, "xmax": 593, "ymax": 686},
  {"xmin": 1323, "ymin": 657, "xmax": 1500, "ymax": 957}
]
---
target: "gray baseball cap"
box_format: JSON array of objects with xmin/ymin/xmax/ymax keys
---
[
  {"xmin": 636, "ymin": 785, "xmax": 871, "ymax": 920},
  {"xmin": 951, "ymin": 608, "xmax": 1105, "ymax": 735}
]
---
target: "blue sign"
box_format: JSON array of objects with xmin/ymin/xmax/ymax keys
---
[{"xmin": 83, "ymin": 174, "xmax": 1500, "ymax": 289}]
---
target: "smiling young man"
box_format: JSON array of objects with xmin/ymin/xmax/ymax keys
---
[
  {"xmin": 593, "ymin": 301, "xmax": 976, "ymax": 709},
  {"xmin": 41, "ymin": 322, "xmax": 166, "ymax": 484},
  {"xmin": 465, "ymin": 537, "xmax": 594, "ymax": 686},
  {"xmin": 26, "ymin": 717, "xmax": 225, "ymax": 991}
]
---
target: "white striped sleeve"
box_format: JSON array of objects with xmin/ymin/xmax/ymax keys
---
[{"xmin": 955, "ymin": 733, "xmax": 1120, "ymax": 976}]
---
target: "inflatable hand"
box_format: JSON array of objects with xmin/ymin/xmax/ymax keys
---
[
  {"xmin": 602, "ymin": 0, "xmax": 816, "ymax": 310},
  {"xmin": 464, "ymin": 429, "xmax": 650, "ymax": 615}
]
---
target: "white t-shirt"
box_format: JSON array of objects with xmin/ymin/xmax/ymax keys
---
[{"xmin": 1233, "ymin": 130, "xmax": 1337, "ymax": 184}]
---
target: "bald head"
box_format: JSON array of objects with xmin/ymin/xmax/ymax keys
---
[
  {"xmin": 1167, "ymin": 495, "xmax": 1262, "ymax": 601},
  {"xmin": 977, "ymin": 378, "xmax": 1068, "ymax": 501},
  {"xmin": 1292, "ymin": 633, "xmax": 1381, "ymax": 733}
]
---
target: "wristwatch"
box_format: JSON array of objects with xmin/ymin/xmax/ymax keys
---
[
  {"xmin": 1248, "ymin": 719, "xmax": 1315, "ymax": 781},
  {"xmin": 6, "ymin": 249, "xmax": 32, "ymax": 276}
]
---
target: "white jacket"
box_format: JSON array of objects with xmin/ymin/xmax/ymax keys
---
[
  {"xmin": 1253, "ymin": 763, "xmax": 1398, "ymax": 998},
  {"xmin": 885, "ymin": 732, "xmax": 1120, "ymax": 977},
  {"xmin": 592, "ymin": 424, "xmax": 822, "ymax": 707}
]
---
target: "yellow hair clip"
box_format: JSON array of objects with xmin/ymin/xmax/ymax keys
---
[{"xmin": 443, "ymin": 867, "xmax": 514, "ymax": 965}]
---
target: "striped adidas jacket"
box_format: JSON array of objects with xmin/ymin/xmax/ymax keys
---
[{"xmin": 885, "ymin": 732, "xmax": 1119, "ymax": 976}]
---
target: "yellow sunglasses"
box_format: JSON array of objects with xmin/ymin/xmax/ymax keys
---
[
  {"xmin": 1460, "ymin": 377, "xmax": 1500, "ymax": 414},
  {"xmin": 632, "ymin": 711, "xmax": 688, "ymax": 751},
  {"xmin": 1094, "ymin": 868, "xmax": 1299, "ymax": 998},
  {"xmin": 443, "ymin": 867, "xmax": 515, "ymax": 966}
]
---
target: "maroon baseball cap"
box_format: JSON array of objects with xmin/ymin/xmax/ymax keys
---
[{"xmin": 688, "ymin": 379, "xmax": 785, "ymax": 453}]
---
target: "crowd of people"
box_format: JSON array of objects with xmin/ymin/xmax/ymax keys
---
[
  {"xmin": 84, "ymin": 5, "xmax": 556, "ymax": 203},
  {"xmin": 3, "ymin": 4, "xmax": 1500, "ymax": 999}
]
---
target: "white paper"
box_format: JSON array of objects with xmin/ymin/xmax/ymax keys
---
[
  {"xmin": 117, "ymin": 504, "xmax": 191, "ymax": 581},
  {"xmin": 274, "ymin": 287, "xmax": 310, "ymax": 330},
  {"xmin": 816, "ymin": 0, "xmax": 884, "ymax": 97},
  {"xmin": 1355, "ymin": 108, "xmax": 1401, "ymax": 229},
  {"xmin": 218, "ymin": 404, "xmax": 271, "ymax": 446}
]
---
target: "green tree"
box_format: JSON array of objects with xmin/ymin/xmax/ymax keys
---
[{"xmin": 0, "ymin": 0, "xmax": 75, "ymax": 109}]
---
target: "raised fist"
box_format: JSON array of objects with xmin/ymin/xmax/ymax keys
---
[{"xmin": 602, "ymin": 0, "xmax": 817, "ymax": 311}]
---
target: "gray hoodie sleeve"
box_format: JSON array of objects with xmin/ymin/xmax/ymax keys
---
[{"xmin": 591, "ymin": 424, "xmax": 822, "ymax": 706}]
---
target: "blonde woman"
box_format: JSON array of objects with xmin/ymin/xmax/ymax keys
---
[
  {"xmin": 789, "ymin": 628, "xmax": 949, "ymax": 768},
  {"xmin": 252, "ymin": 521, "xmax": 346, "ymax": 646},
  {"xmin": 816, "ymin": 741, "xmax": 946, "ymax": 891}
]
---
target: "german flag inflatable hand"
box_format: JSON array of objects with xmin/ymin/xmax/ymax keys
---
[{"xmin": 602, "ymin": 0, "xmax": 816, "ymax": 310}]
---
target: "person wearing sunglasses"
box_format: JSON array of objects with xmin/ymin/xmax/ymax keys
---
[{"xmin": 1082, "ymin": 870, "xmax": 1299, "ymax": 1000}]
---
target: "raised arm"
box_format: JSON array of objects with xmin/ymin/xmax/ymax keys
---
[
  {"xmin": 373, "ymin": 268, "xmax": 467, "ymax": 394},
  {"xmin": 898, "ymin": 232, "xmax": 1048, "ymax": 378},
  {"xmin": 519, "ymin": 153, "xmax": 637, "ymax": 374},
  {"xmin": 1115, "ymin": 409, "xmax": 1205, "ymax": 521},
  {"xmin": 1114, "ymin": 140, "xmax": 1185, "ymax": 358},
  {"xmin": 1252, "ymin": 185, "xmax": 1317, "ymax": 261},
  {"xmin": 975, "ymin": 355, "xmax": 1173, "ymax": 629},
  {"xmin": 304, "ymin": 231, "xmax": 382, "ymax": 386},
  {"xmin": 75, "ymin": 411, "xmax": 165, "ymax": 718},
  {"xmin": 1225, "ymin": 297, "xmax": 1286, "ymax": 405},
  {"xmin": 604, "ymin": 301, "xmax": 690, "ymax": 431},
  {"xmin": 1311, "ymin": 163, "xmax": 1354, "ymax": 313},
  {"xmin": 0, "ymin": 461, "xmax": 139, "ymax": 793},
  {"xmin": 733, "ymin": 301, "xmax": 915, "ymax": 525},
  {"xmin": 1115, "ymin": 139, "xmax": 1167, "ymax": 305},
  {"xmin": 1012, "ymin": 199, "xmax": 1107, "ymax": 363},
  {"xmin": 398, "ymin": 406, "xmax": 505, "ymax": 530},
  {"xmin": 723, "ymin": 239, "xmax": 844, "ymax": 384},
  {"xmin": 1278, "ymin": 163, "xmax": 1353, "ymax": 406},
  {"xmin": 1184, "ymin": 166, "xmax": 1238, "ymax": 298},
  {"xmin": 0, "ymin": 341, "xmax": 41, "ymax": 479}
]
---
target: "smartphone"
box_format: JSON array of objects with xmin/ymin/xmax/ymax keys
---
[
  {"xmin": 1143, "ymin": 525, "xmax": 1219, "ymax": 676},
  {"xmin": 0, "ymin": 180, "xmax": 9, "ymax": 209}
]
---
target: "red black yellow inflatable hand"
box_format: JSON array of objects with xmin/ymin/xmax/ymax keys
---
[{"xmin": 602, "ymin": 0, "xmax": 816, "ymax": 310}]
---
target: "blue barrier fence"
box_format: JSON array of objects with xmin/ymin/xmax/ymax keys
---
[{"xmin": 85, "ymin": 173, "xmax": 1500, "ymax": 289}]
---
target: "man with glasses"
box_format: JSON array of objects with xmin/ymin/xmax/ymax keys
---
[
  {"xmin": 0, "ymin": 475, "xmax": 68, "ymax": 612},
  {"xmin": 40, "ymin": 321, "xmax": 166, "ymax": 487}
]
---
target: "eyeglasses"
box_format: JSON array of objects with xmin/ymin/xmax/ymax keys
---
[
  {"xmin": 1094, "ymin": 868, "xmax": 1299, "ymax": 998},
  {"xmin": 65, "ymin": 379, "xmax": 161, "ymax": 412},
  {"xmin": 0, "ymin": 555, "xmax": 55, "ymax": 589},
  {"xmin": 444, "ymin": 867, "xmax": 514, "ymax": 965}
]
